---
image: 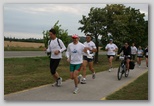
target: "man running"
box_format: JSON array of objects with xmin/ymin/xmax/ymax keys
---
[
  {"xmin": 131, "ymin": 43, "xmax": 137, "ymax": 61},
  {"xmin": 105, "ymin": 39, "xmax": 118, "ymax": 72},
  {"xmin": 66, "ymin": 34, "xmax": 87, "ymax": 94},
  {"xmin": 81, "ymin": 34, "xmax": 97, "ymax": 84},
  {"xmin": 137, "ymin": 46, "xmax": 144, "ymax": 67},
  {"xmin": 45, "ymin": 28, "xmax": 66, "ymax": 87}
]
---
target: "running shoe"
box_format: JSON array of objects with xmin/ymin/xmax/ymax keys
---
[
  {"xmin": 81, "ymin": 79, "xmax": 86, "ymax": 84},
  {"xmin": 52, "ymin": 81, "xmax": 58, "ymax": 87},
  {"xmin": 57, "ymin": 77, "xmax": 62, "ymax": 87},
  {"xmin": 78, "ymin": 74, "xmax": 82, "ymax": 84},
  {"xmin": 73, "ymin": 87, "xmax": 79, "ymax": 94}
]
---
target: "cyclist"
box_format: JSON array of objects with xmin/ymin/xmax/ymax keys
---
[{"xmin": 118, "ymin": 42, "xmax": 131, "ymax": 75}]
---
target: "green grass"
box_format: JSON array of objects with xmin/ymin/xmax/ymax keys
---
[
  {"xmin": 106, "ymin": 72, "xmax": 148, "ymax": 100},
  {"xmin": 4, "ymin": 55, "xmax": 120, "ymax": 94}
]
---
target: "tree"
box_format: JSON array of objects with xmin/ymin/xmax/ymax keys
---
[
  {"xmin": 102, "ymin": 4, "xmax": 147, "ymax": 48},
  {"xmin": 79, "ymin": 7, "xmax": 107, "ymax": 63},
  {"xmin": 43, "ymin": 20, "xmax": 70, "ymax": 48},
  {"xmin": 79, "ymin": 4, "xmax": 148, "ymax": 62}
]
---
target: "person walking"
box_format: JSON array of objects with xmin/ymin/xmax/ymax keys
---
[
  {"xmin": 66, "ymin": 34, "xmax": 87, "ymax": 94},
  {"xmin": 137, "ymin": 46, "xmax": 144, "ymax": 67},
  {"xmin": 45, "ymin": 28, "xmax": 66, "ymax": 87},
  {"xmin": 144, "ymin": 46, "xmax": 148, "ymax": 67},
  {"xmin": 131, "ymin": 43, "xmax": 137, "ymax": 61},
  {"xmin": 105, "ymin": 39, "xmax": 118, "ymax": 72},
  {"xmin": 81, "ymin": 34, "xmax": 97, "ymax": 84}
]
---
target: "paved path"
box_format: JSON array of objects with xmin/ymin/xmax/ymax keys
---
[
  {"xmin": 4, "ymin": 61, "xmax": 148, "ymax": 101},
  {"xmin": 4, "ymin": 51, "xmax": 47, "ymax": 58}
]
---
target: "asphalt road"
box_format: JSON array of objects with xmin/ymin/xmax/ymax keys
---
[
  {"xmin": 4, "ymin": 51, "xmax": 107, "ymax": 58},
  {"xmin": 4, "ymin": 61, "xmax": 148, "ymax": 101},
  {"xmin": 4, "ymin": 51, "xmax": 47, "ymax": 58}
]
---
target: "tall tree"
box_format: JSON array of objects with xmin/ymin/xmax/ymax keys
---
[
  {"xmin": 79, "ymin": 4, "xmax": 148, "ymax": 62},
  {"xmin": 43, "ymin": 20, "xmax": 70, "ymax": 48},
  {"xmin": 79, "ymin": 7, "xmax": 107, "ymax": 63}
]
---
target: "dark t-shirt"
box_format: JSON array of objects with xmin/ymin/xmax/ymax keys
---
[
  {"xmin": 144, "ymin": 48, "xmax": 148, "ymax": 56},
  {"xmin": 118, "ymin": 46, "xmax": 131, "ymax": 55}
]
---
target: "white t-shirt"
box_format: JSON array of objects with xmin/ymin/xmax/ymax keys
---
[
  {"xmin": 131, "ymin": 46, "xmax": 137, "ymax": 54},
  {"xmin": 83, "ymin": 41, "xmax": 96, "ymax": 57},
  {"xmin": 46, "ymin": 38, "xmax": 66, "ymax": 59},
  {"xmin": 105, "ymin": 43, "xmax": 118, "ymax": 55},
  {"xmin": 66, "ymin": 42, "xmax": 85, "ymax": 64}
]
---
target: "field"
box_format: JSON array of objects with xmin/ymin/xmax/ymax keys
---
[{"xmin": 4, "ymin": 41, "xmax": 44, "ymax": 51}]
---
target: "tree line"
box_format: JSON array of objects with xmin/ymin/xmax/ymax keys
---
[{"xmin": 4, "ymin": 36, "xmax": 44, "ymax": 43}]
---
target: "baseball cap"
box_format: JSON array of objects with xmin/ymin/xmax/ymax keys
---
[
  {"xmin": 72, "ymin": 34, "xmax": 79, "ymax": 39},
  {"xmin": 109, "ymin": 38, "xmax": 113, "ymax": 41}
]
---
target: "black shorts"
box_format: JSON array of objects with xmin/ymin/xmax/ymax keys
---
[
  {"xmin": 145, "ymin": 56, "xmax": 148, "ymax": 58},
  {"xmin": 50, "ymin": 58, "xmax": 61, "ymax": 75},
  {"xmin": 137, "ymin": 56, "xmax": 143, "ymax": 58},
  {"xmin": 107, "ymin": 55, "xmax": 115, "ymax": 58},
  {"xmin": 125, "ymin": 55, "xmax": 132, "ymax": 60},
  {"xmin": 83, "ymin": 56, "xmax": 93, "ymax": 62}
]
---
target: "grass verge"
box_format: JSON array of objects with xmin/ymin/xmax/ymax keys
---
[
  {"xmin": 4, "ymin": 55, "xmax": 119, "ymax": 94},
  {"xmin": 106, "ymin": 71, "xmax": 148, "ymax": 100}
]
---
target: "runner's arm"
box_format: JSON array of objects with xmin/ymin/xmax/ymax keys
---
[{"xmin": 59, "ymin": 40, "xmax": 66, "ymax": 53}]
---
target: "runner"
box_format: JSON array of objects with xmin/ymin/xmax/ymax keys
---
[
  {"xmin": 45, "ymin": 28, "xmax": 66, "ymax": 87},
  {"xmin": 144, "ymin": 46, "xmax": 148, "ymax": 67},
  {"xmin": 137, "ymin": 46, "xmax": 144, "ymax": 67},
  {"xmin": 105, "ymin": 39, "xmax": 118, "ymax": 72},
  {"xmin": 81, "ymin": 34, "xmax": 97, "ymax": 84},
  {"xmin": 66, "ymin": 34, "xmax": 87, "ymax": 94},
  {"xmin": 131, "ymin": 43, "xmax": 137, "ymax": 61}
]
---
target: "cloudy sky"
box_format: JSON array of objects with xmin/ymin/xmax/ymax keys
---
[{"xmin": 3, "ymin": 3, "xmax": 148, "ymax": 39}]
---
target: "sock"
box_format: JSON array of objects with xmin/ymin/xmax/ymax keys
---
[{"xmin": 83, "ymin": 78, "xmax": 86, "ymax": 80}]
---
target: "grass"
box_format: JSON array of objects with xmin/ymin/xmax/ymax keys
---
[
  {"xmin": 4, "ymin": 55, "xmax": 120, "ymax": 94},
  {"xmin": 106, "ymin": 72, "xmax": 148, "ymax": 100}
]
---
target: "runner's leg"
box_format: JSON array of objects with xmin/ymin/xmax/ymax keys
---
[{"xmin": 82, "ymin": 60, "xmax": 88, "ymax": 79}]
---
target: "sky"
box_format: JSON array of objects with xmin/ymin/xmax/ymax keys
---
[{"xmin": 3, "ymin": 3, "xmax": 148, "ymax": 39}]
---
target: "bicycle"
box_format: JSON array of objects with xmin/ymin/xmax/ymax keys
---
[{"xmin": 117, "ymin": 55, "xmax": 130, "ymax": 80}]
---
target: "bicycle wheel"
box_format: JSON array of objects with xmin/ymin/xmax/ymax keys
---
[{"xmin": 117, "ymin": 65, "xmax": 123, "ymax": 80}]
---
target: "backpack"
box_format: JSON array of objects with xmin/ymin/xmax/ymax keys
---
[
  {"xmin": 47, "ymin": 38, "xmax": 62, "ymax": 57},
  {"xmin": 48, "ymin": 38, "xmax": 62, "ymax": 49},
  {"xmin": 129, "ymin": 61, "xmax": 135, "ymax": 69}
]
